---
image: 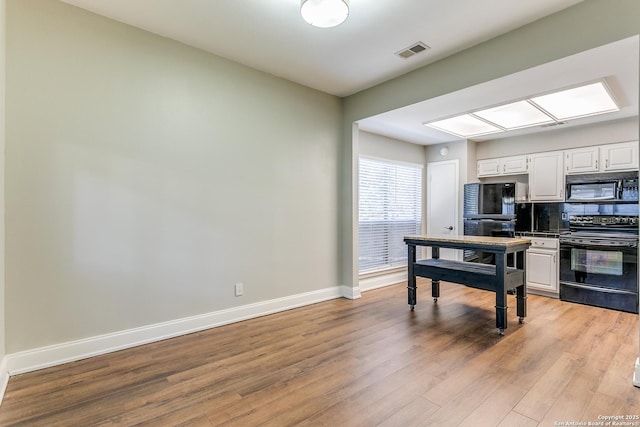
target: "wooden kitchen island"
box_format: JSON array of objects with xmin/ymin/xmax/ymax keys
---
[{"xmin": 404, "ymin": 235, "xmax": 531, "ymax": 335}]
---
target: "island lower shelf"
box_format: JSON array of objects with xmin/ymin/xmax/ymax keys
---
[{"xmin": 414, "ymin": 259, "xmax": 524, "ymax": 292}]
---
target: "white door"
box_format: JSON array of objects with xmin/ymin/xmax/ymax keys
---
[{"xmin": 427, "ymin": 159, "xmax": 459, "ymax": 260}]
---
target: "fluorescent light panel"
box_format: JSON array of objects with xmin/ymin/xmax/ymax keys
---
[
  {"xmin": 427, "ymin": 115, "xmax": 502, "ymax": 138},
  {"xmin": 424, "ymin": 81, "xmax": 619, "ymax": 138},
  {"xmin": 530, "ymin": 81, "xmax": 619, "ymax": 120},
  {"xmin": 473, "ymin": 100, "xmax": 554, "ymax": 129}
]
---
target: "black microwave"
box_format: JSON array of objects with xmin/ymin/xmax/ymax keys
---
[
  {"xmin": 566, "ymin": 171, "xmax": 639, "ymax": 203},
  {"xmin": 463, "ymin": 182, "xmax": 527, "ymax": 219}
]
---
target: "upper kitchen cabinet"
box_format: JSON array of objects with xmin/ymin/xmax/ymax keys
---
[
  {"xmin": 477, "ymin": 158, "xmax": 501, "ymax": 177},
  {"xmin": 529, "ymin": 151, "xmax": 564, "ymax": 201},
  {"xmin": 477, "ymin": 155, "xmax": 527, "ymax": 177},
  {"xmin": 502, "ymin": 155, "xmax": 528, "ymax": 175},
  {"xmin": 565, "ymin": 146, "xmax": 599, "ymax": 174},
  {"xmin": 601, "ymin": 141, "xmax": 639, "ymax": 172}
]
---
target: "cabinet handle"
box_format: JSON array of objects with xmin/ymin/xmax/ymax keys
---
[
  {"xmin": 595, "ymin": 159, "xmax": 598, "ymax": 169},
  {"xmin": 553, "ymin": 255, "xmax": 556, "ymax": 263},
  {"xmin": 606, "ymin": 158, "xmax": 609, "ymax": 168}
]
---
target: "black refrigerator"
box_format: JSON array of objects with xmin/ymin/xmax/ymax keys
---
[{"xmin": 463, "ymin": 182, "xmax": 531, "ymax": 263}]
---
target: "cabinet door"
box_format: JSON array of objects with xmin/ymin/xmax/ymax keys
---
[
  {"xmin": 529, "ymin": 151, "xmax": 564, "ymax": 201},
  {"xmin": 602, "ymin": 141, "xmax": 639, "ymax": 171},
  {"xmin": 565, "ymin": 147, "xmax": 599, "ymax": 174},
  {"xmin": 502, "ymin": 155, "xmax": 528, "ymax": 175},
  {"xmin": 477, "ymin": 159, "xmax": 501, "ymax": 177},
  {"xmin": 526, "ymin": 249, "xmax": 558, "ymax": 294}
]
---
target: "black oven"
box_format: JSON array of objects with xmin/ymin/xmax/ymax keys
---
[{"xmin": 559, "ymin": 226, "xmax": 638, "ymax": 314}]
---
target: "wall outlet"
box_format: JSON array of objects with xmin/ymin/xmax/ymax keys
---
[{"xmin": 234, "ymin": 282, "xmax": 244, "ymax": 297}]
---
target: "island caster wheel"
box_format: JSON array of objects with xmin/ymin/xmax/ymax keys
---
[
  {"xmin": 433, "ymin": 298, "xmax": 438, "ymax": 303},
  {"xmin": 410, "ymin": 305, "xmax": 415, "ymax": 311},
  {"xmin": 518, "ymin": 317, "xmax": 524, "ymax": 324},
  {"xmin": 498, "ymin": 328, "xmax": 505, "ymax": 336}
]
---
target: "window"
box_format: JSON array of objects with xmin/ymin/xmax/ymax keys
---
[{"xmin": 359, "ymin": 156, "xmax": 422, "ymax": 273}]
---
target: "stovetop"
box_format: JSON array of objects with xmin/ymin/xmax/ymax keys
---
[{"xmin": 562, "ymin": 214, "xmax": 639, "ymax": 246}]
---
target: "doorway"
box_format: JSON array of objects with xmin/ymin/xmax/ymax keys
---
[{"xmin": 426, "ymin": 159, "xmax": 460, "ymax": 261}]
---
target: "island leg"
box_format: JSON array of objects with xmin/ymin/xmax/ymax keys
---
[
  {"xmin": 516, "ymin": 285, "xmax": 526, "ymax": 324},
  {"xmin": 431, "ymin": 247, "xmax": 440, "ymax": 303},
  {"xmin": 516, "ymin": 250, "xmax": 527, "ymax": 324},
  {"xmin": 432, "ymin": 280, "xmax": 440, "ymax": 303},
  {"xmin": 407, "ymin": 244, "xmax": 417, "ymax": 310},
  {"xmin": 495, "ymin": 252, "xmax": 508, "ymax": 335}
]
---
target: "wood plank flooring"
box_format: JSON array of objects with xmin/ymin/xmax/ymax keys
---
[{"xmin": 1, "ymin": 280, "xmax": 639, "ymax": 426}]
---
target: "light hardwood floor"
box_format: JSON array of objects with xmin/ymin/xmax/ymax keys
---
[{"xmin": 0, "ymin": 280, "xmax": 639, "ymax": 426}]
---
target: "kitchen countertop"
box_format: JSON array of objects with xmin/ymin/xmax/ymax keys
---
[{"xmin": 516, "ymin": 231, "xmax": 565, "ymax": 239}]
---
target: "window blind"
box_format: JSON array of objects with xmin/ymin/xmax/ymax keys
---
[{"xmin": 359, "ymin": 157, "xmax": 423, "ymax": 273}]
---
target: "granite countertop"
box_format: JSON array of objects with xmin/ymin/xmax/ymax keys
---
[{"xmin": 404, "ymin": 235, "xmax": 531, "ymax": 247}]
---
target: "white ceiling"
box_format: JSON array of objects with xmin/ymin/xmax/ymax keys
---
[
  {"xmin": 60, "ymin": 0, "xmax": 582, "ymax": 97},
  {"xmin": 359, "ymin": 36, "xmax": 640, "ymax": 145},
  {"xmin": 59, "ymin": 0, "xmax": 637, "ymax": 146}
]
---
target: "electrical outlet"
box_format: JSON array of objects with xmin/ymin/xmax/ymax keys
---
[{"xmin": 235, "ymin": 282, "xmax": 244, "ymax": 297}]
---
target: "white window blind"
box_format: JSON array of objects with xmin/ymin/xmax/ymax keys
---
[{"xmin": 359, "ymin": 156, "xmax": 422, "ymax": 273}]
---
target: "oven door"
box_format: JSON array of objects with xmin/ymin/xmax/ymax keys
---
[{"xmin": 559, "ymin": 240, "xmax": 638, "ymax": 313}]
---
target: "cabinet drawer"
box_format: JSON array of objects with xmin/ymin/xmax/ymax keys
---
[{"xmin": 529, "ymin": 237, "xmax": 558, "ymax": 249}]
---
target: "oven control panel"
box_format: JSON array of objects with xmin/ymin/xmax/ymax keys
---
[{"xmin": 569, "ymin": 215, "xmax": 638, "ymax": 226}]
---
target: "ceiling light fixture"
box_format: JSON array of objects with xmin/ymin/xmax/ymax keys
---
[
  {"xmin": 423, "ymin": 81, "xmax": 619, "ymax": 139},
  {"xmin": 301, "ymin": 0, "xmax": 349, "ymax": 28}
]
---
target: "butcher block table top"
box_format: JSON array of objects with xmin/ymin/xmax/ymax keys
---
[{"xmin": 403, "ymin": 235, "xmax": 531, "ymax": 250}]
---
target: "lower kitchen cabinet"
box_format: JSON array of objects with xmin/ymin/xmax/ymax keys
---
[{"xmin": 526, "ymin": 237, "xmax": 559, "ymax": 297}]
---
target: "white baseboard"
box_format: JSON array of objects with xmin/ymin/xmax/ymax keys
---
[
  {"xmin": 341, "ymin": 285, "xmax": 361, "ymax": 300},
  {"xmin": 6, "ymin": 286, "xmax": 345, "ymax": 376},
  {"xmin": 0, "ymin": 356, "xmax": 8, "ymax": 406},
  {"xmin": 359, "ymin": 270, "xmax": 406, "ymax": 292},
  {"xmin": 634, "ymin": 357, "xmax": 640, "ymax": 387}
]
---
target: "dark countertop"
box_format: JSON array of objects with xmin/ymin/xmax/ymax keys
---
[{"xmin": 516, "ymin": 231, "xmax": 566, "ymax": 239}]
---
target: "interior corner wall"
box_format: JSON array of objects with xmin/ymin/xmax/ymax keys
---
[
  {"xmin": 358, "ymin": 131, "xmax": 425, "ymax": 165},
  {"xmin": 5, "ymin": 0, "xmax": 342, "ymax": 354},
  {"xmin": 0, "ymin": 0, "xmax": 6, "ymax": 365}
]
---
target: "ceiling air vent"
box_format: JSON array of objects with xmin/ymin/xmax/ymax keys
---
[
  {"xmin": 395, "ymin": 42, "xmax": 430, "ymax": 59},
  {"xmin": 540, "ymin": 121, "xmax": 567, "ymax": 128}
]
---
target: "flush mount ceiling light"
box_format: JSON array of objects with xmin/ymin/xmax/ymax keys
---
[
  {"xmin": 301, "ymin": 0, "xmax": 349, "ymax": 28},
  {"xmin": 423, "ymin": 80, "xmax": 620, "ymax": 139}
]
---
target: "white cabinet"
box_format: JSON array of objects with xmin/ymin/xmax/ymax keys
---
[
  {"xmin": 526, "ymin": 237, "xmax": 559, "ymax": 296},
  {"xmin": 477, "ymin": 158, "xmax": 501, "ymax": 177},
  {"xmin": 565, "ymin": 146, "xmax": 599, "ymax": 174},
  {"xmin": 477, "ymin": 155, "xmax": 528, "ymax": 177},
  {"xmin": 529, "ymin": 151, "xmax": 564, "ymax": 201},
  {"xmin": 502, "ymin": 155, "xmax": 528, "ymax": 175},
  {"xmin": 601, "ymin": 141, "xmax": 639, "ymax": 171}
]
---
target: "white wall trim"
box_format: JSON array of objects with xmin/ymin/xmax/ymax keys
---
[
  {"xmin": 634, "ymin": 357, "xmax": 640, "ymax": 387},
  {"xmin": 0, "ymin": 357, "xmax": 9, "ymax": 406},
  {"xmin": 6, "ymin": 286, "xmax": 345, "ymax": 376},
  {"xmin": 359, "ymin": 270, "xmax": 405, "ymax": 292},
  {"xmin": 341, "ymin": 285, "xmax": 361, "ymax": 300}
]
